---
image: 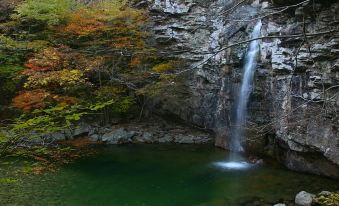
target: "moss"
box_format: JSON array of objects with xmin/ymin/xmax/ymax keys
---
[{"xmin": 314, "ymin": 192, "xmax": 339, "ymax": 206}]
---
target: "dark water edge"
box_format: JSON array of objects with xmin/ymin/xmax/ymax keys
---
[{"xmin": 1, "ymin": 144, "xmax": 338, "ymax": 206}]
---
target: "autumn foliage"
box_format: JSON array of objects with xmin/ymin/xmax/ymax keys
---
[
  {"xmin": 1, "ymin": 0, "xmax": 175, "ymax": 124},
  {"xmin": 12, "ymin": 90, "xmax": 51, "ymax": 111},
  {"xmin": 63, "ymin": 8, "xmax": 109, "ymax": 36}
]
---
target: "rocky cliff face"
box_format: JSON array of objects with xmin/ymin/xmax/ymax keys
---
[{"xmin": 144, "ymin": 0, "xmax": 339, "ymax": 178}]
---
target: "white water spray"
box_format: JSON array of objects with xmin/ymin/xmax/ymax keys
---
[
  {"xmin": 231, "ymin": 21, "xmax": 262, "ymax": 152},
  {"xmin": 212, "ymin": 21, "xmax": 262, "ymax": 170}
]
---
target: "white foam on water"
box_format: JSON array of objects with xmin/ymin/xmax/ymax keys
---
[{"xmin": 213, "ymin": 161, "xmax": 253, "ymax": 170}]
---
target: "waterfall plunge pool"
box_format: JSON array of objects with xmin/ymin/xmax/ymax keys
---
[{"xmin": 2, "ymin": 144, "xmax": 338, "ymax": 206}]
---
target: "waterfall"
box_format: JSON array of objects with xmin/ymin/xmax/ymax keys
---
[{"xmin": 231, "ymin": 21, "xmax": 262, "ymax": 152}]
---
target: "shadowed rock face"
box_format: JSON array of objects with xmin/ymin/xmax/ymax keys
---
[{"xmin": 146, "ymin": 0, "xmax": 339, "ymax": 178}]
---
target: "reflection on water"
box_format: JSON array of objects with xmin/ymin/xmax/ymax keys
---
[{"xmin": 1, "ymin": 144, "xmax": 338, "ymax": 206}]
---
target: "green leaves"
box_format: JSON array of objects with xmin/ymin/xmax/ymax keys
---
[
  {"xmin": 12, "ymin": 0, "xmax": 75, "ymax": 26},
  {"xmin": 0, "ymin": 178, "xmax": 18, "ymax": 185},
  {"xmin": 89, "ymin": 99, "xmax": 115, "ymax": 111}
]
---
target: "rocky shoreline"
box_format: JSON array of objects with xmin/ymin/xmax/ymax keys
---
[{"xmin": 32, "ymin": 117, "xmax": 213, "ymax": 145}]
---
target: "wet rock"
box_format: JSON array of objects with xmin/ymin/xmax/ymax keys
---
[
  {"xmin": 295, "ymin": 191, "xmax": 315, "ymax": 206},
  {"xmin": 273, "ymin": 204, "xmax": 286, "ymax": 206},
  {"xmin": 102, "ymin": 128, "xmax": 136, "ymax": 144}
]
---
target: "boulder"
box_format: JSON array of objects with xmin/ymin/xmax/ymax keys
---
[{"xmin": 295, "ymin": 191, "xmax": 315, "ymax": 206}]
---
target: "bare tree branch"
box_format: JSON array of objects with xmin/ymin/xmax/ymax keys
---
[{"xmin": 169, "ymin": 30, "xmax": 338, "ymax": 75}]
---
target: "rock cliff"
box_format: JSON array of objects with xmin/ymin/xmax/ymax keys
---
[{"xmin": 144, "ymin": 0, "xmax": 339, "ymax": 178}]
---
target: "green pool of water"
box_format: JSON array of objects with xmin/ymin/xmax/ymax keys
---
[{"xmin": 1, "ymin": 144, "xmax": 338, "ymax": 205}]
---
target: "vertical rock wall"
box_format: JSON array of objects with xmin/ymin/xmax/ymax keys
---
[{"xmin": 145, "ymin": 0, "xmax": 339, "ymax": 178}]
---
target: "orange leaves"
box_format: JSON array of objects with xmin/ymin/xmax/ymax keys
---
[
  {"xmin": 129, "ymin": 55, "xmax": 142, "ymax": 68},
  {"xmin": 12, "ymin": 90, "xmax": 79, "ymax": 111},
  {"xmin": 63, "ymin": 9, "xmax": 109, "ymax": 36},
  {"xmin": 24, "ymin": 63, "xmax": 49, "ymax": 72},
  {"xmin": 12, "ymin": 89, "xmax": 51, "ymax": 111}
]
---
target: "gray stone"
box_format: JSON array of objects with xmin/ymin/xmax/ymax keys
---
[
  {"xmin": 318, "ymin": 191, "xmax": 332, "ymax": 196},
  {"xmin": 295, "ymin": 191, "xmax": 315, "ymax": 206},
  {"xmin": 147, "ymin": 0, "xmax": 339, "ymax": 179},
  {"xmin": 273, "ymin": 204, "xmax": 286, "ymax": 206},
  {"xmin": 158, "ymin": 134, "xmax": 173, "ymax": 143},
  {"xmin": 102, "ymin": 128, "xmax": 136, "ymax": 144},
  {"xmin": 89, "ymin": 134, "xmax": 100, "ymax": 142},
  {"xmin": 72, "ymin": 124, "xmax": 90, "ymax": 137},
  {"xmin": 134, "ymin": 132, "xmax": 155, "ymax": 143},
  {"xmin": 174, "ymin": 134, "xmax": 195, "ymax": 144}
]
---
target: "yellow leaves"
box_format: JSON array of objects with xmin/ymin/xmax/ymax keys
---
[
  {"xmin": 23, "ymin": 69, "xmax": 86, "ymax": 90},
  {"xmin": 152, "ymin": 60, "xmax": 184, "ymax": 74},
  {"xmin": 59, "ymin": 69, "xmax": 85, "ymax": 86},
  {"xmin": 152, "ymin": 62, "xmax": 175, "ymax": 73}
]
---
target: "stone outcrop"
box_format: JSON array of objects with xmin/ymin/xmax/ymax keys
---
[
  {"xmin": 145, "ymin": 0, "xmax": 339, "ymax": 178},
  {"xmin": 38, "ymin": 118, "xmax": 212, "ymax": 145}
]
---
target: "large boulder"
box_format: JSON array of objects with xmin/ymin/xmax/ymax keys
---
[{"xmin": 295, "ymin": 191, "xmax": 315, "ymax": 206}]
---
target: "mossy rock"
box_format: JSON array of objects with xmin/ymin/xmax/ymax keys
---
[{"xmin": 314, "ymin": 192, "xmax": 339, "ymax": 206}]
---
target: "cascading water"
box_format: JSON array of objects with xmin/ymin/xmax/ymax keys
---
[
  {"xmin": 231, "ymin": 20, "xmax": 262, "ymax": 152},
  {"xmin": 214, "ymin": 21, "xmax": 262, "ymax": 170}
]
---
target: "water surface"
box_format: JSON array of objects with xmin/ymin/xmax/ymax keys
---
[{"xmin": 1, "ymin": 144, "xmax": 338, "ymax": 205}]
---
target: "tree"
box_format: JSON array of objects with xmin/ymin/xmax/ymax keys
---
[
  {"xmin": 12, "ymin": 0, "xmax": 75, "ymax": 26},
  {"xmin": 0, "ymin": 0, "xmax": 181, "ymax": 154}
]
